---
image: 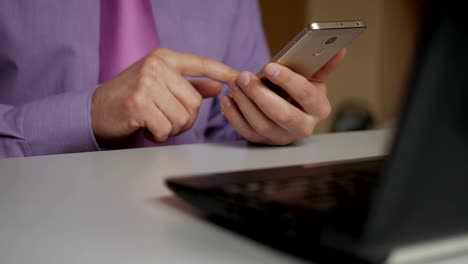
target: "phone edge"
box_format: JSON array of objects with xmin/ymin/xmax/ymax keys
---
[{"xmin": 308, "ymin": 21, "xmax": 367, "ymax": 31}]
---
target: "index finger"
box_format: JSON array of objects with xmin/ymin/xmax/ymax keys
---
[{"xmin": 153, "ymin": 48, "xmax": 238, "ymax": 83}]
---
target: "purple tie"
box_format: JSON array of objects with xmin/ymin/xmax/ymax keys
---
[
  {"xmin": 100, "ymin": 0, "xmax": 159, "ymax": 83},
  {"xmin": 100, "ymin": 0, "xmax": 174, "ymax": 147}
]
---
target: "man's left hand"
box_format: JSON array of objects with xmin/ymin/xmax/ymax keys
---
[{"xmin": 221, "ymin": 49, "xmax": 346, "ymax": 145}]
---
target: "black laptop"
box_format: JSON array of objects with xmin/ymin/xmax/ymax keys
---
[{"xmin": 166, "ymin": 2, "xmax": 468, "ymax": 263}]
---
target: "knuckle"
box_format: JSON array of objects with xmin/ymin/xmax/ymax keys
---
[
  {"xmin": 317, "ymin": 102, "xmax": 332, "ymax": 120},
  {"xmin": 186, "ymin": 93, "xmax": 202, "ymax": 112},
  {"xmin": 296, "ymin": 87, "xmax": 314, "ymax": 103},
  {"xmin": 277, "ymin": 68, "xmax": 294, "ymax": 85},
  {"xmin": 180, "ymin": 112, "xmax": 190, "ymax": 126},
  {"xmin": 300, "ymin": 124, "xmax": 315, "ymax": 138},
  {"xmin": 142, "ymin": 54, "xmax": 164, "ymax": 72},
  {"xmin": 123, "ymin": 93, "xmax": 146, "ymax": 113},
  {"xmin": 126, "ymin": 119, "xmax": 141, "ymax": 131},
  {"xmin": 146, "ymin": 50, "xmax": 170, "ymax": 69},
  {"xmin": 135, "ymin": 74, "xmax": 152, "ymax": 91},
  {"xmin": 173, "ymin": 112, "xmax": 190, "ymax": 132},
  {"xmin": 156, "ymin": 122, "xmax": 172, "ymax": 141},
  {"xmin": 253, "ymin": 122, "xmax": 273, "ymax": 135},
  {"xmin": 276, "ymin": 109, "xmax": 294, "ymax": 126},
  {"xmin": 162, "ymin": 123, "xmax": 173, "ymax": 138}
]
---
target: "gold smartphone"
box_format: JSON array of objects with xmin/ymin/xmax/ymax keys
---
[
  {"xmin": 259, "ymin": 21, "xmax": 366, "ymax": 101},
  {"xmin": 268, "ymin": 21, "xmax": 367, "ymax": 78}
]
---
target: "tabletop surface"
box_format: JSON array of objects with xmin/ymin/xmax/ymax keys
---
[{"xmin": 1, "ymin": 129, "xmax": 467, "ymax": 263}]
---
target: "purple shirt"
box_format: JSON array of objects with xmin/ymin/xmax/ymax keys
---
[{"xmin": 0, "ymin": 0, "xmax": 271, "ymax": 158}]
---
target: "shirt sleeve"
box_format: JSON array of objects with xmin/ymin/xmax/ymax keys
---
[
  {"xmin": 204, "ymin": 0, "xmax": 272, "ymax": 142},
  {"xmin": 0, "ymin": 88, "xmax": 100, "ymax": 158}
]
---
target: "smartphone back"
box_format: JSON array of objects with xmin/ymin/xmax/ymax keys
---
[{"xmin": 273, "ymin": 21, "xmax": 366, "ymax": 78}]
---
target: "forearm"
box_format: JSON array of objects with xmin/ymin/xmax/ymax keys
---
[{"xmin": 0, "ymin": 88, "xmax": 99, "ymax": 158}]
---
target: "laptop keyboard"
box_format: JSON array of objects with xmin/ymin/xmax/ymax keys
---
[
  {"xmin": 217, "ymin": 169, "xmax": 379, "ymax": 210},
  {"xmin": 167, "ymin": 157, "xmax": 384, "ymax": 237},
  {"xmin": 205, "ymin": 165, "xmax": 382, "ymax": 235}
]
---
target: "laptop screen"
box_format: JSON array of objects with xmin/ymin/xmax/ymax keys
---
[{"xmin": 361, "ymin": 0, "xmax": 468, "ymax": 254}]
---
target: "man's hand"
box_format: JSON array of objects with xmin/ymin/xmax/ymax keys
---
[
  {"xmin": 91, "ymin": 48, "xmax": 237, "ymax": 144},
  {"xmin": 221, "ymin": 49, "xmax": 346, "ymax": 145}
]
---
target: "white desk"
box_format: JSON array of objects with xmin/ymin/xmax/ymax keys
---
[{"xmin": 0, "ymin": 129, "xmax": 467, "ymax": 263}]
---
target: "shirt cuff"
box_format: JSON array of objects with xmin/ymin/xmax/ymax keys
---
[{"xmin": 22, "ymin": 87, "xmax": 100, "ymax": 156}]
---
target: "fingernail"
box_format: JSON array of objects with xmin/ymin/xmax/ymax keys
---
[
  {"xmin": 228, "ymin": 77, "xmax": 240, "ymax": 92},
  {"xmin": 265, "ymin": 63, "xmax": 281, "ymax": 78},
  {"xmin": 221, "ymin": 96, "xmax": 231, "ymax": 108},
  {"xmin": 238, "ymin": 72, "xmax": 251, "ymax": 87}
]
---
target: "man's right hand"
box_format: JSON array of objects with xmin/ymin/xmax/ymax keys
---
[{"xmin": 91, "ymin": 48, "xmax": 237, "ymax": 144}]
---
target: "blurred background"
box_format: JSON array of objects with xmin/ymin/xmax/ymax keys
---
[{"xmin": 259, "ymin": 0, "xmax": 423, "ymax": 134}]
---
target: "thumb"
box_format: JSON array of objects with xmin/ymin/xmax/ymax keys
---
[{"xmin": 190, "ymin": 79, "xmax": 223, "ymax": 98}]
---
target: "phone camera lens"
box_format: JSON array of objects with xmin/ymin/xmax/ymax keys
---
[{"xmin": 325, "ymin": 37, "xmax": 338, "ymax": 45}]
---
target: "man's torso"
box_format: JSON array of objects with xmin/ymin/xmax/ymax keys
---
[{"xmin": 0, "ymin": 0, "xmax": 240, "ymax": 144}]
